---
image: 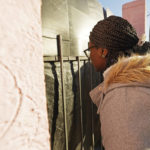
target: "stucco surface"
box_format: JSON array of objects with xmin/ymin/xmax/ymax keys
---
[{"xmin": 0, "ymin": 0, "xmax": 50, "ymax": 150}]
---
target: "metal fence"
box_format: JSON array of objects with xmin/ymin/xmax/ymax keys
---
[{"xmin": 44, "ymin": 35, "xmax": 104, "ymax": 150}]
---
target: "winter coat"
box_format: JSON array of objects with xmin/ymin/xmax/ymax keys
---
[{"xmin": 90, "ymin": 54, "xmax": 150, "ymax": 150}]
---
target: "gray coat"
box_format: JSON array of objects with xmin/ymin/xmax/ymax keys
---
[{"xmin": 90, "ymin": 55, "xmax": 150, "ymax": 150}]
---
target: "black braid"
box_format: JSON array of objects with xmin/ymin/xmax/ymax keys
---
[
  {"xmin": 133, "ymin": 42, "xmax": 150, "ymax": 55},
  {"xmin": 89, "ymin": 15, "xmax": 140, "ymax": 67}
]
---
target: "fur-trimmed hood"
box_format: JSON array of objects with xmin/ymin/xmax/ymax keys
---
[
  {"xmin": 90, "ymin": 54, "xmax": 150, "ymax": 108},
  {"xmin": 89, "ymin": 54, "xmax": 150, "ymax": 149},
  {"xmin": 103, "ymin": 54, "xmax": 150, "ymax": 90}
]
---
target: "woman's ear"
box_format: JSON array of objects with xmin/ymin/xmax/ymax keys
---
[
  {"xmin": 97, "ymin": 48, "xmax": 108, "ymax": 58},
  {"xmin": 102, "ymin": 48, "xmax": 108, "ymax": 58}
]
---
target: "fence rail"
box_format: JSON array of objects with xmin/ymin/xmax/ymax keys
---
[{"xmin": 44, "ymin": 34, "xmax": 103, "ymax": 150}]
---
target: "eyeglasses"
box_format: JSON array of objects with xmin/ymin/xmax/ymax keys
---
[{"xmin": 83, "ymin": 46, "xmax": 97, "ymax": 58}]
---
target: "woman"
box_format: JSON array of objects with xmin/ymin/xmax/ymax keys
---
[{"xmin": 88, "ymin": 16, "xmax": 150, "ymax": 150}]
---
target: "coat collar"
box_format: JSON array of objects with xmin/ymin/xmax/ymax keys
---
[
  {"xmin": 90, "ymin": 54, "xmax": 150, "ymax": 112},
  {"xmin": 103, "ymin": 54, "xmax": 150, "ymax": 90}
]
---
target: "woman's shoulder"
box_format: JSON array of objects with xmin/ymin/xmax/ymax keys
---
[{"xmin": 89, "ymin": 83, "xmax": 104, "ymax": 107}]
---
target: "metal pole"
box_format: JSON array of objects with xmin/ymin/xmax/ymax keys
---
[
  {"xmin": 77, "ymin": 56, "xmax": 84, "ymax": 150},
  {"xmin": 57, "ymin": 35, "xmax": 68, "ymax": 150},
  {"xmin": 90, "ymin": 61, "xmax": 95, "ymax": 150}
]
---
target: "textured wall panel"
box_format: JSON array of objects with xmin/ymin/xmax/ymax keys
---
[
  {"xmin": 68, "ymin": 6, "xmax": 95, "ymax": 56},
  {"xmin": 42, "ymin": 0, "xmax": 70, "ymax": 56},
  {"xmin": 68, "ymin": 0, "xmax": 104, "ymax": 56},
  {"xmin": 87, "ymin": 0, "xmax": 104, "ymax": 20},
  {"xmin": 69, "ymin": 0, "xmax": 89, "ymax": 14},
  {"xmin": 42, "ymin": 0, "xmax": 104, "ymax": 56}
]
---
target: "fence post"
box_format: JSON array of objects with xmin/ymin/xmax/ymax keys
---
[{"xmin": 57, "ymin": 35, "xmax": 69, "ymax": 150}]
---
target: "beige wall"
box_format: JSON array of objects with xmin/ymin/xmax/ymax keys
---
[{"xmin": 0, "ymin": 0, "xmax": 50, "ymax": 150}]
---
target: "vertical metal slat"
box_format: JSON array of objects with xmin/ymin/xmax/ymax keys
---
[
  {"xmin": 90, "ymin": 61, "xmax": 95, "ymax": 150},
  {"xmin": 77, "ymin": 56, "xmax": 84, "ymax": 150},
  {"xmin": 57, "ymin": 35, "xmax": 69, "ymax": 150}
]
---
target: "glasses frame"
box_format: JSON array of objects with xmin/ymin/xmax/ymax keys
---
[{"xmin": 83, "ymin": 46, "xmax": 97, "ymax": 58}]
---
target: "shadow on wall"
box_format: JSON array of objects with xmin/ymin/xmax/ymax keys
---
[{"xmin": 44, "ymin": 60, "xmax": 103, "ymax": 150}]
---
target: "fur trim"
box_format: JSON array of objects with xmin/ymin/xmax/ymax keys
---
[{"xmin": 104, "ymin": 54, "xmax": 150, "ymax": 89}]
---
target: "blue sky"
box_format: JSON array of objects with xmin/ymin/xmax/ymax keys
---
[
  {"xmin": 98, "ymin": 0, "xmax": 150, "ymax": 16},
  {"xmin": 98, "ymin": 0, "xmax": 150, "ymax": 40}
]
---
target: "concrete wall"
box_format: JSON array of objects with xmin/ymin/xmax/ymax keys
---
[
  {"xmin": 0, "ymin": 0, "xmax": 50, "ymax": 150},
  {"xmin": 122, "ymin": 0, "xmax": 146, "ymax": 38}
]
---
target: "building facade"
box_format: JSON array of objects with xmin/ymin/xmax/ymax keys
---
[{"xmin": 122, "ymin": 0, "xmax": 146, "ymax": 38}]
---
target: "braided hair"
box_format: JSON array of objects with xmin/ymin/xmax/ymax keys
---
[{"xmin": 89, "ymin": 15, "xmax": 150, "ymax": 68}]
